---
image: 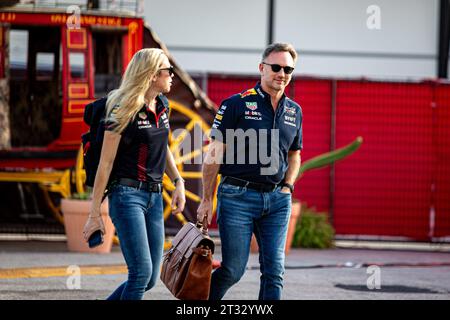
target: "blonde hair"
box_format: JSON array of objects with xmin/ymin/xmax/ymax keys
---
[{"xmin": 106, "ymin": 48, "xmax": 167, "ymax": 133}]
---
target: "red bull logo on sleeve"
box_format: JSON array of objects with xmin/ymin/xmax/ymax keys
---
[{"xmin": 240, "ymin": 88, "xmax": 257, "ymax": 98}]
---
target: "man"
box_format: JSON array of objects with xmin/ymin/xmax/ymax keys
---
[{"xmin": 197, "ymin": 43, "xmax": 302, "ymax": 300}]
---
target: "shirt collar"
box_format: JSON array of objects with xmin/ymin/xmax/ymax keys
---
[
  {"xmin": 155, "ymin": 95, "xmax": 166, "ymax": 114},
  {"xmin": 145, "ymin": 95, "xmax": 166, "ymax": 114},
  {"xmin": 254, "ymin": 82, "xmax": 287, "ymax": 108}
]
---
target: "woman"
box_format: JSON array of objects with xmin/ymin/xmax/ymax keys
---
[{"xmin": 82, "ymin": 48, "xmax": 186, "ymax": 300}]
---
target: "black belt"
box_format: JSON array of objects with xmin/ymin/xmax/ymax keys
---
[
  {"xmin": 222, "ymin": 176, "xmax": 279, "ymax": 193},
  {"xmin": 115, "ymin": 178, "xmax": 163, "ymax": 193}
]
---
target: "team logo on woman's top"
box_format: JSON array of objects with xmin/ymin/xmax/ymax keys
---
[{"xmin": 138, "ymin": 112, "xmax": 147, "ymax": 120}]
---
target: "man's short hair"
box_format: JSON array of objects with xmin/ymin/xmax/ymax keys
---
[{"xmin": 262, "ymin": 43, "xmax": 298, "ymax": 64}]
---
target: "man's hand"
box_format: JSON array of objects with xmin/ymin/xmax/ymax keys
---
[
  {"xmin": 171, "ymin": 181, "xmax": 186, "ymax": 214},
  {"xmin": 282, "ymin": 150, "xmax": 301, "ymax": 194},
  {"xmin": 197, "ymin": 139, "xmax": 224, "ymax": 226},
  {"xmin": 197, "ymin": 198, "xmax": 214, "ymax": 225}
]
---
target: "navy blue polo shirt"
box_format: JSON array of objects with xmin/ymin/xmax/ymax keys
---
[
  {"xmin": 210, "ymin": 82, "xmax": 303, "ymax": 185},
  {"xmin": 105, "ymin": 94, "xmax": 171, "ymax": 183}
]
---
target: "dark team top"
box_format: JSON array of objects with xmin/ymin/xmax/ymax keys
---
[
  {"xmin": 105, "ymin": 94, "xmax": 170, "ymax": 183},
  {"xmin": 210, "ymin": 82, "xmax": 303, "ymax": 185}
]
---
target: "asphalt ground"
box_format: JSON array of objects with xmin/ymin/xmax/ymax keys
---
[{"xmin": 1, "ymin": 241, "xmax": 450, "ymax": 301}]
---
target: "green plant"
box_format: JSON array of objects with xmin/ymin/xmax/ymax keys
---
[
  {"xmin": 69, "ymin": 186, "xmax": 93, "ymax": 200},
  {"xmin": 296, "ymin": 136, "xmax": 363, "ymax": 181},
  {"xmin": 289, "ymin": 137, "xmax": 362, "ymax": 249},
  {"xmin": 292, "ymin": 204, "xmax": 335, "ymax": 249}
]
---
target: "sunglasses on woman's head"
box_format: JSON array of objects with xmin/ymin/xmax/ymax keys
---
[
  {"xmin": 262, "ymin": 62, "xmax": 294, "ymax": 75},
  {"xmin": 160, "ymin": 66, "xmax": 174, "ymax": 76}
]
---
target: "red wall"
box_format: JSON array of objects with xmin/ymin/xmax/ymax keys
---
[
  {"xmin": 334, "ymin": 81, "xmax": 433, "ymax": 240},
  {"xmin": 435, "ymin": 84, "xmax": 450, "ymax": 239},
  {"xmin": 206, "ymin": 75, "xmax": 450, "ymax": 241},
  {"xmin": 292, "ymin": 79, "xmax": 331, "ymax": 214}
]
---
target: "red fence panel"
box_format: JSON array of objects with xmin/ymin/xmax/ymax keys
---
[
  {"xmin": 334, "ymin": 81, "xmax": 434, "ymax": 240},
  {"xmin": 207, "ymin": 75, "xmax": 259, "ymax": 107},
  {"xmin": 293, "ymin": 79, "xmax": 332, "ymax": 213},
  {"xmin": 208, "ymin": 76, "xmax": 332, "ymax": 212},
  {"xmin": 205, "ymin": 75, "xmax": 450, "ymax": 241},
  {"xmin": 434, "ymin": 84, "xmax": 450, "ymax": 239}
]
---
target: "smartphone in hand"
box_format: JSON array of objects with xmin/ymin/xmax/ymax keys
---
[{"xmin": 88, "ymin": 230, "xmax": 104, "ymax": 248}]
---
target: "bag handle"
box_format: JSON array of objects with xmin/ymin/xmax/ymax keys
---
[{"xmin": 196, "ymin": 216, "xmax": 209, "ymax": 235}]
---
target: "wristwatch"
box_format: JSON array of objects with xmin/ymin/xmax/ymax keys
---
[{"xmin": 281, "ymin": 182, "xmax": 294, "ymax": 193}]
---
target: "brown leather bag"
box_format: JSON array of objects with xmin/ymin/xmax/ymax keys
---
[{"xmin": 160, "ymin": 219, "xmax": 215, "ymax": 300}]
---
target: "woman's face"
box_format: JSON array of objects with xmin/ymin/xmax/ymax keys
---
[{"xmin": 154, "ymin": 55, "xmax": 174, "ymax": 93}]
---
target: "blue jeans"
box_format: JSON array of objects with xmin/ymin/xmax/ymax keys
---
[
  {"xmin": 106, "ymin": 184, "xmax": 164, "ymax": 300},
  {"xmin": 210, "ymin": 181, "xmax": 292, "ymax": 300}
]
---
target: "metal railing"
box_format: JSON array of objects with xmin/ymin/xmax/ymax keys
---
[{"xmin": 16, "ymin": 0, "xmax": 144, "ymax": 16}]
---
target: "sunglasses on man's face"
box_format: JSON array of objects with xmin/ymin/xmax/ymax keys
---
[
  {"xmin": 262, "ymin": 62, "xmax": 294, "ymax": 75},
  {"xmin": 160, "ymin": 66, "xmax": 174, "ymax": 76}
]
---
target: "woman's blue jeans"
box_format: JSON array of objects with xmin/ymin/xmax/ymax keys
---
[
  {"xmin": 106, "ymin": 184, "xmax": 164, "ymax": 300},
  {"xmin": 210, "ymin": 181, "xmax": 292, "ymax": 300}
]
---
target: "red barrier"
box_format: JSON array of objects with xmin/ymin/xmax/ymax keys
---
[
  {"xmin": 334, "ymin": 81, "xmax": 433, "ymax": 240},
  {"xmin": 206, "ymin": 75, "xmax": 450, "ymax": 241},
  {"xmin": 292, "ymin": 79, "xmax": 332, "ymax": 214},
  {"xmin": 207, "ymin": 75, "xmax": 259, "ymax": 106},
  {"xmin": 434, "ymin": 84, "xmax": 450, "ymax": 239}
]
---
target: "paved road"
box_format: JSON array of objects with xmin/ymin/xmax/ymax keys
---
[{"xmin": 1, "ymin": 241, "xmax": 450, "ymax": 300}]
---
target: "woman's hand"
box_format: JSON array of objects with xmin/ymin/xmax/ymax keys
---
[
  {"xmin": 82, "ymin": 130, "xmax": 120, "ymax": 242},
  {"xmin": 171, "ymin": 180, "xmax": 186, "ymax": 215},
  {"xmin": 83, "ymin": 208, "xmax": 106, "ymax": 242}
]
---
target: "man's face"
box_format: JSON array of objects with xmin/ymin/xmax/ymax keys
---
[{"xmin": 259, "ymin": 51, "xmax": 295, "ymax": 93}]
